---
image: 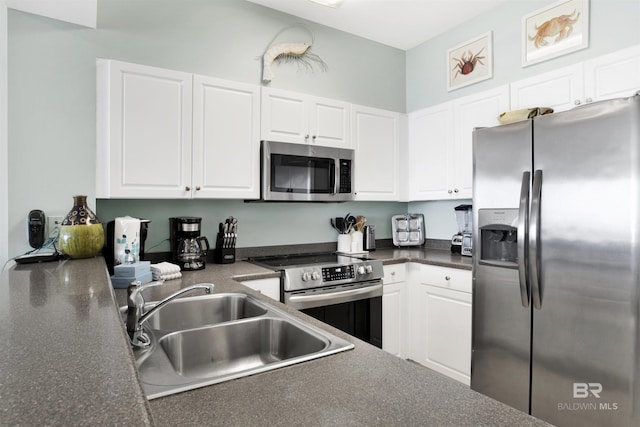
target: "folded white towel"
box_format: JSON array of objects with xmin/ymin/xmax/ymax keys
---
[{"xmin": 151, "ymin": 262, "xmax": 182, "ymax": 281}]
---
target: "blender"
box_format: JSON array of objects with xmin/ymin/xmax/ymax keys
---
[{"xmin": 451, "ymin": 204, "xmax": 473, "ymax": 256}]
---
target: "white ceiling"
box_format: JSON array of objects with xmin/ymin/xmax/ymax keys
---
[{"xmin": 247, "ymin": 0, "xmax": 510, "ymax": 50}]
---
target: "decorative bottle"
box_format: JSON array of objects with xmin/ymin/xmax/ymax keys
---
[{"xmin": 57, "ymin": 195, "xmax": 105, "ymax": 259}]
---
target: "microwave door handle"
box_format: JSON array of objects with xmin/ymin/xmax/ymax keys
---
[
  {"xmin": 332, "ymin": 159, "xmax": 338, "ymax": 195},
  {"xmin": 517, "ymin": 171, "xmax": 530, "ymax": 307},
  {"xmin": 529, "ymin": 169, "xmax": 543, "ymax": 310}
]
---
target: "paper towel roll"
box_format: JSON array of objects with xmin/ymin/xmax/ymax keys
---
[{"xmin": 114, "ymin": 216, "xmax": 141, "ymax": 265}]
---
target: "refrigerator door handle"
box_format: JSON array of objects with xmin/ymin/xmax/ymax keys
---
[
  {"xmin": 529, "ymin": 169, "xmax": 543, "ymax": 310},
  {"xmin": 517, "ymin": 171, "xmax": 531, "ymax": 307}
]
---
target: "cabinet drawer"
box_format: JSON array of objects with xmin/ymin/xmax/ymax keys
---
[
  {"xmin": 383, "ymin": 264, "xmax": 406, "ymax": 285},
  {"xmin": 418, "ymin": 264, "xmax": 471, "ymax": 293}
]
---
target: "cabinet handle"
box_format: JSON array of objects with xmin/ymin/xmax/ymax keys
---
[
  {"xmin": 312, "ymin": 135, "xmax": 317, "ymax": 142},
  {"xmin": 305, "ymin": 134, "xmax": 310, "ymax": 142},
  {"xmin": 445, "ymin": 275, "xmax": 451, "ymax": 281},
  {"xmin": 390, "ymin": 271, "xmax": 396, "ymax": 276},
  {"xmin": 454, "ymin": 188, "xmax": 459, "ymax": 193},
  {"xmin": 185, "ymin": 186, "xmax": 191, "ymax": 191},
  {"xmin": 195, "ymin": 186, "xmax": 201, "ymax": 191},
  {"xmin": 448, "ymin": 189, "xmax": 453, "ymax": 194},
  {"xmin": 585, "ymin": 97, "xmax": 593, "ymax": 103},
  {"xmin": 574, "ymin": 100, "xmax": 581, "ymax": 106}
]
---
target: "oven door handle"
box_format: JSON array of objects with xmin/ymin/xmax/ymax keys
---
[{"xmin": 286, "ymin": 283, "xmax": 383, "ymax": 310}]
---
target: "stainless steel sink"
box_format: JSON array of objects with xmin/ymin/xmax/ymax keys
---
[
  {"xmin": 142, "ymin": 293, "xmax": 268, "ymax": 332},
  {"xmin": 121, "ymin": 292, "xmax": 354, "ymax": 399}
]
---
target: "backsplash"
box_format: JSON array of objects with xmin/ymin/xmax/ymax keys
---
[{"xmin": 96, "ymin": 199, "xmax": 407, "ymax": 254}]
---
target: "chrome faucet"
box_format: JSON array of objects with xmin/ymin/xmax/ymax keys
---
[{"xmin": 126, "ymin": 281, "xmax": 215, "ymax": 348}]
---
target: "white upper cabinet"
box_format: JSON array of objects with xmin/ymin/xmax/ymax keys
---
[
  {"xmin": 452, "ymin": 86, "xmax": 509, "ymax": 199},
  {"xmin": 408, "ymin": 85, "xmax": 509, "ymax": 201},
  {"xmin": 351, "ymin": 105, "xmax": 402, "ymax": 201},
  {"xmin": 192, "ymin": 75, "xmax": 260, "ymax": 199},
  {"xmin": 96, "ymin": 59, "xmax": 193, "ymax": 198},
  {"xmin": 583, "ymin": 45, "xmax": 640, "ymax": 103},
  {"xmin": 511, "ymin": 45, "xmax": 640, "ymax": 112},
  {"xmin": 510, "ymin": 63, "xmax": 583, "ymax": 113},
  {"xmin": 261, "ymin": 87, "xmax": 351, "ymax": 148},
  {"xmin": 408, "ymin": 103, "xmax": 453, "ymax": 201},
  {"xmin": 96, "ymin": 60, "xmax": 260, "ymax": 199}
]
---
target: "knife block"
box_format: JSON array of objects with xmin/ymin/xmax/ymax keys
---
[{"xmin": 214, "ymin": 232, "xmax": 235, "ymax": 264}]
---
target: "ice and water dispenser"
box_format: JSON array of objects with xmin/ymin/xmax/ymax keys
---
[{"xmin": 478, "ymin": 209, "xmax": 518, "ymax": 267}]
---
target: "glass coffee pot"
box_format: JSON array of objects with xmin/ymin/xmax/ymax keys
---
[{"xmin": 170, "ymin": 217, "xmax": 209, "ymax": 270}]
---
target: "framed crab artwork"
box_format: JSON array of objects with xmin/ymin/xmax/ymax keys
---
[
  {"xmin": 522, "ymin": 0, "xmax": 589, "ymax": 67},
  {"xmin": 447, "ymin": 31, "xmax": 493, "ymax": 91}
]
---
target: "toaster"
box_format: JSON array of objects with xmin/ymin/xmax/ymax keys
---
[{"xmin": 391, "ymin": 214, "xmax": 425, "ymax": 247}]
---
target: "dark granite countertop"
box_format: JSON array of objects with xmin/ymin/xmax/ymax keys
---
[
  {"xmin": 364, "ymin": 247, "xmax": 473, "ymax": 270},
  {"xmin": 1, "ymin": 249, "xmax": 546, "ymax": 426},
  {"xmin": 0, "ymin": 258, "xmax": 154, "ymax": 426}
]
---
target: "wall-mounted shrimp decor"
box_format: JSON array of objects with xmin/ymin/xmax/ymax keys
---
[{"xmin": 261, "ymin": 24, "xmax": 328, "ymax": 83}]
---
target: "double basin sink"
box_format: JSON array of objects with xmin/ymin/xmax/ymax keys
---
[{"xmin": 121, "ymin": 291, "xmax": 354, "ymax": 399}]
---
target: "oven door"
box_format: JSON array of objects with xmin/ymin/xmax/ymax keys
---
[{"xmin": 285, "ymin": 281, "xmax": 383, "ymax": 349}]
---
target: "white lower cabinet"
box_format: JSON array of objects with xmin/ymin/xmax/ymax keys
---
[
  {"xmin": 240, "ymin": 277, "xmax": 280, "ymax": 302},
  {"xmin": 382, "ymin": 264, "xmax": 407, "ymax": 358},
  {"xmin": 405, "ymin": 263, "xmax": 472, "ymax": 385}
]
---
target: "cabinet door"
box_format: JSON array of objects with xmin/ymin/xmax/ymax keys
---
[
  {"xmin": 240, "ymin": 278, "xmax": 280, "ymax": 302},
  {"xmin": 584, "ymin": 44, "xmax": 640, "ymax": 102},
  {"xmin": 192, "ymin": 76, "xmax": 260, "ymax": 199},
  {"xmin": 352, "ymin": 105, "xmax": 400, "ymax": 201},
  {"xmin": 309, "ymin": 96, "xmax": 351, "ymax": 148},
  {"xmin": 452, "ymin": 85, "xmax": 509, "ymax": 199},
  {"xmin": 418, "ymin": 284, "xmax": 472, "ymax": 385},
  {"xmin": 260, "ymin": 87, "xmax": 308, "ymax": 144},
  {"xmin": 96, "ymin": 60, "xmax": 193, "ymax": 198},
  {"xmin": 408, "ymin": 103, "xmax": 454, "ymax": 200},
  {"xmin": 510, "ymin": 63, "xmax": 583, "ymax": 112},
  {"xmin": 383, "ymin": 282, "xmax": 405, "ymax": 358}
]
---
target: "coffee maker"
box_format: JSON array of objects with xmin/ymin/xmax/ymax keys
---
[
  {"xmin": 170, "ymin": 217, "xmax": 209, "ymax": 270},
  {"xmin": 451, "ymin": 204, "xmax": 473, "ymax": 256}
]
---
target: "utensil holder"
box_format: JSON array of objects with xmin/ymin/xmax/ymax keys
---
[
  {"xmin": 350, "ymin": 231, "xmax": 363, "ymax": 253},
  {"xmin": 337, "ymin": 234, "xmax": 351, "ymax": 253}
]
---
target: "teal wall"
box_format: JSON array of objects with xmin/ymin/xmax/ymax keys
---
[
  {"xmin": 95, "ymin": 199, "xmax": 405, "ymax": 253},
  {"xmin": 7, "ymin": 0, "xmax": 405, "ymax": 258}
]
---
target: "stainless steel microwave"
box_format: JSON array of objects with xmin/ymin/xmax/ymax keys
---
[{"xmin": 260, "ymin": 140, "xmax": 355, "ymax": 202}]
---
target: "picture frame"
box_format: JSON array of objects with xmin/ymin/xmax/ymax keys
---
[
  {"xmin": 447, "ymin": 32, "xmax": 493, "ymax": 91},
  {"xmin": 522, "ymin": 0, "xmax": 589, "ymax": 67}
]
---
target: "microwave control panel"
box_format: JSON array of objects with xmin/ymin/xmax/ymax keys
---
[{"xmin": 339, "ymin": 159, "xmax": 352, "ymax": 193}]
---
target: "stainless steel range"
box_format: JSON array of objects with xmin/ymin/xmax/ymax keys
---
[{"xmin": 249, "ymin": 253, "xmax": 384, "ymax": 348}]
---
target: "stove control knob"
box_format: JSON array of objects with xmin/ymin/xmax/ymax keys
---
[
  {"xmin": 302, "ymin": 272, "xmax": 311, "ymax": 282},
  {"xmin": 365, "ymin": 265, "xmax": 373, "ymax": 274},
  {"xmin": 357, "ymin": 266, "xmax": 366, "ymax": 275},
  {"xmin": 311, "ymin": 271, "xmax": 320, "ymax": 281}
]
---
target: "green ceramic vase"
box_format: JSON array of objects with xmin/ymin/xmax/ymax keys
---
[{"xmin": 57, "ymin": 195, "xmax": 105, "ymax": 259}]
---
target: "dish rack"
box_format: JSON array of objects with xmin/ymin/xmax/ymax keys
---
[{"xmin": 392, "ymin": 214, "xmax": 425, "ymax": 247}]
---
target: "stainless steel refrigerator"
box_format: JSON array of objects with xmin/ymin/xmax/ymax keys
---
[{"xmin": 471, "ymin": 94, "xmax": 640, "ymax": 427}]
